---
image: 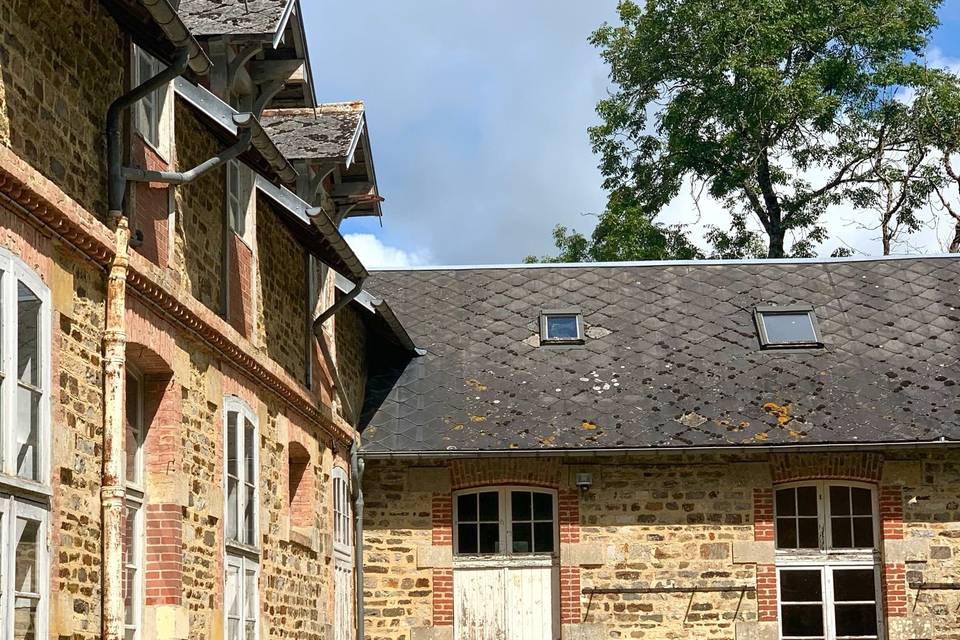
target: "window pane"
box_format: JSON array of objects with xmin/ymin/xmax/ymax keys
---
[
  {"xmin": 830, "ymin": 486, "xmax": 851, "ymax": 516},
  {"xmin": 457, "ymin": 524, "xmax": 477, "ymax": 554},
  {"xmin": 245, "ymin": 622, "xmax": 255, "ymax": 640},
  {"xmin": 478, "ymin": 523, "xmax": 499, "ymax": 554},
  {"xmin": 780, "ymin": 570, "xmax": 822, "ymax": 602},
  {"xmin": 125, "ymin": 372, "xmax": 141, "ymax": 484},
  {"xmin": 13, "ymin": 596, "xmax": 39, "ymax": 640},
  {"xmin": 511, "ymin": 491, "xmax": 531, "ymax": 521},
  {"xmin": 227, "ymin": 478, "xmax": 238, "ymax": 541},
  {"xmin": 244, "ymin": 568, "xmax": 257, "ymax": 620},
  {"xmin": 781, "ymin": 604, "xmax": 824, "ymax": 637},
  {"xmin": 244, "ymin": 420, "xmax": 256, "ymax": 481},
  {"xmin": 15, "ymin": 386, "xmax": 40, "ymax": 480},
  {"xmin": 15, "ymin": 518, "xmax": 40, "ymax": 593},
  {"xmin": 545, "ymin": 315, "xmax": 579, "ymax": 340},
  {"xmin": 478, "ymin": 492, "xmax": 499, "ymax": 522},
  {"xmin": 835, "ymin": 604, "xmax": 878, "ymax": 636},
  {"xmin": 775, "ymin": 488, "xmax": 796, "ymax": 516},
  {"xmin": 797, "ymin": 518, "xmax": 819, "ymax": 549},
  {"xmin": 831, "ymin": 517, "xmax": 853, "ymax": 548},
  {"xmin": 457, "ymin": 494, "xmax": 477, "ymax": 522},
  {"xmin": 776, "ymin": 518, "xmax": 797, "ymax": 548},
  {"xmin": 796, "ymin": 486, "xmax": 817, "ymax": 516},
  {"xmin": 512, "ymin": 522, "xmax": 532, "ymax": 553},
  {"xmin": 226, "ymin": 565, "xmax": 240, "ymax": 616},
  {"xmin": 834, "ymin": 569, "xmax": 877, "ymax": 602},
  {"xmin": 761, "ymin": 312, "xmax": 817, "ymax": 343},
  {"xmin": 18, "ymin": 282, "xmax": 41, "ymax": 386},
  {"xmin": 533, "ymin": 522, "xmax": 554, "ymax": 553},
  {"xmin": 228, "ymin": 620, "xmax": 240, "ymax": 640},
  {"xmin": 533, "ymin": 493, "xmax": 553, "ymax": 521},
  {"xmin": 243, "ymin": 487, "xmax": 255, "ymax": 545},
  {"xmin": 851, "ymin": 488, "xmax": 873, "ymax": 515},
  {"xmin": 853, "ymin": 517, "xmax": 874, "ymax": 548},
  {"xmin": 227, "ymin": 413, "xmax": 238, "ymax": 477}
]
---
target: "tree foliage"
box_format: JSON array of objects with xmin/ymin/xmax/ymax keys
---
[{"xmin": 531, "ymin": 0, "xmax": 957, "ymax": 262}]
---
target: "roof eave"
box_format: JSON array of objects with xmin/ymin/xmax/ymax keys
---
[{"xmin": 139, "ymin": 0, "xmax": 212, "ymax": 74}]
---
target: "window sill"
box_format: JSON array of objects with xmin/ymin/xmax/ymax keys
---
[
  {"xmin": 0, "ymin": 474, "xmax": 52, "ymax": 503},
  {"xmin": 225, "ymin": 539, "xmax": 261, "ymax": 559}
]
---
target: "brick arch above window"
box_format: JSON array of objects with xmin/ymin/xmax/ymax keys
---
[
  {"xmin": 450, "ymin": 458, "xmax": 562, "ymax": 490},
  {"xmin": 769, "ymin": 452, "xmax": 884, "ymax": 484},
  {"xmin": 288, "ymin": 441, "xmax": 313, "ymax": 529}
]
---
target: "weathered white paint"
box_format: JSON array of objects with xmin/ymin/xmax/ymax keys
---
[
  {"xmin": 454, "ymin": 557, "xmax": 558, "ymax": 640},
  {"xmin": 334, "ymin": 561, "xmax": 353, "ymax": 640}
]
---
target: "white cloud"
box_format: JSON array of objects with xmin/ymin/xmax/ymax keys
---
[{"xmin": 345, "ymin": 233, "xmax": 431, "ymax": 269}]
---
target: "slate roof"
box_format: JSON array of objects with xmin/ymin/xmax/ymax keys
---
[
  {"xmin": 261, "ymin": 104, "xmax": 365, "ymax": 162},
  {"xmin": 178, "ymin": 0, "xmax": 289, "ymax": 36},
  {"xmin": 358, "ymin": 256, "xmax": 960, "ymax": 455}
]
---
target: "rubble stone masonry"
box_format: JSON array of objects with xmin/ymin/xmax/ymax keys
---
[{"xmin": 363, "ymin": 450, "xmax": 960, "ymax": 640}]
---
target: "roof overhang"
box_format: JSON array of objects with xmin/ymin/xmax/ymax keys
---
[
  {"xmin": 174, "ymin": 76, "xmax": 297, "ymax": 183},
  {"xmin": 100, "ymin": 0, "xmax": 211, "ymax": 75},
  {"xmin": 256, "ymin": 176, "xmax": 368, "ymax": 282},
  {"xmin": 334, "ymin": 273, "xmax": 419, "ymax": 353}
]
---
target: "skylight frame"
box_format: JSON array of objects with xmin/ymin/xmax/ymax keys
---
[
  {"xmin": 539, "ymin": 308, "xmax": 585, "ymax": 345},
  {"xmin": 754, "ymin": 304, "xmax": 823, "ymax": 349}
]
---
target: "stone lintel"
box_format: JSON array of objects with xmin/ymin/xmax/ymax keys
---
[
  {"xmin": 732, "ymin": 540, "xmax": 775, "ymax": 565},
  {"xmin": 417, "ymin": 543, "xmax": 453, "ymax": 569},
  {"xmin": 735, "ymin": 621, "xmax": 779, "ymax": 640},
  {"xmin": 560, "ymin": 542, "xmax": 605, "ymax": 567}
]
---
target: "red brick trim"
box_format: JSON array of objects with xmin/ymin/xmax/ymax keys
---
[
  {"xmin": 450, "ymin": 459, "xmax": 562, "ymax": 490},
  {"xmin": 879, "ymin": 485, "xmax": 904, "ymax": 541},
  {"xmin": 757, "ymin": 564, "xmax": 778, "ymax": 621},
  {"xmin": 559, "ymin": 488, "xmax": 581, "ymax": 623},
  {"xmin": 145, "ymin": 503, "xmax": 183, "ymax": 606},
  {"xmin": 754, "ymin": 488, "xmax": 774, "ymax": 542},
  {"xmin": 882, "ymin": 563, "xmax": 907, "ymax": 617},
  {"xmin": 769, "ymin": 452, "xmax": 883, "ymax": 483},
  {"xmin": 0, "ymin": 146, "xmax": 354, "ymax": 444},
  {"xmin": 560, "ymin": 567, "xmax": 582, "ymax": 624},
  {"xmin": 432, "ymin": 494, "xmax": 452, "ymax": 547},
  {"xmin": 432, "ymin": 568, "xmax": 453, "ymax": 626}
]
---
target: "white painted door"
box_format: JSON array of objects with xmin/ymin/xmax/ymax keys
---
[
  {"xmin": 454, "ymin": 559, "xmax": 559, "ymax": 640},
  {"xmin": 334, "ymin": 560, "xmax": 353, "ymax": 640}
]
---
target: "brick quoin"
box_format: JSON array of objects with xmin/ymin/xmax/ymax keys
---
[
  {"xmin": 432, "ymin": 568, "xmax": 453, "ymax": 626},
  {"xmin": 432, "ymin": 493, "xmax": 452, "ymax": 547},
  {"xmin": 880, "ymin": 485, "xmax": 904, "ymax": 541},
  {"xmin": 145, "ymin": 503, "xmax": 183, "ymax": 606},
  {"xmin": 229, "ymin": 235, "xmax": 253, "ymax": 337},
  {"xmin": 559, "ymin": 487, "xmax": 582, "ymax": 624},
  {"xmin": 753, "ymin": 488, "xmax": 774, "ymax": 542},
  {"xmin": 756, "ymin": 564, "xmax": 778, "ymax": 621},
  {"xmin": 882, "ymin": 563, "xmax": 907, "ymax": 617}
]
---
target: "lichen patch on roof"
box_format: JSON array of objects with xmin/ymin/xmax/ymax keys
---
[
  {"xmin": 178, "ymin": 0, "xmax": 289, "ymax": 36},
  {"xmin": 358, "ymin": 257, "xmax": 960, "ymax": 454},
  {"xmin": 261, "ymin": 103, "xmax": 365, "ymax": 162}
]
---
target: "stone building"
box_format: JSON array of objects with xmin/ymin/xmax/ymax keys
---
[
  {"xmin": 0, "ymin": 1, "xmax": 410, "ymax": 639},
  {"xmin": 357, "ymin": 260, "xmax": 960, "ymax": 640}
]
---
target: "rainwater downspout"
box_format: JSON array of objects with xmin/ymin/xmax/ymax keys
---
[
  {"xmin": 350, "ymin": 439, "xmax": 366, "ymax": 640},
  {"xmin": 102, "ymin": 47, "xmax": 191, "ymax": 640}
]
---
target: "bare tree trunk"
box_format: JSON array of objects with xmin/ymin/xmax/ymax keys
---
[{"xmin": 950, "ymin": 218, "xmax": 960, "ymax": 253}]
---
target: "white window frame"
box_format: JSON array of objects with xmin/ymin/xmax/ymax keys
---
[
  {"xmin": 755, "ymin": 305, "xmax": 823, "ymax": 349},
  {"xmin": 0, "ymin": 250, "xmax": 51, "ymax": 489},
  {"xmin": 223, "ymin": 397, "xmax": 259, "ymax": 549},
  {"xmin": 332, "ymin": 467, "xmax": 351, "ymax": 557},
  {"xmin": 0, "ymin": 495, "xmax": 49, "ymax": 640},
  {"xmin": 131, "ymin": 45, "xmax": 171, "ymax": 157},
  {"xmin": 224, "ymin": 552, "xmax": 259, "ymax": 640},
  {"xmin": 125, "ymin": 364, "xmax": 145, "ymax": 490},
  {"xmin": 774, "ymin": 482, "xmax": 883, "ymax": 640},
  {"xmin": 226, "ymin": 159, "xmax": 249, "ymax": 238},
  {"xmin": 123, "ymin": 496, "xmax": 144, "ymax": 640},
  {"xmin": 452, "ymin": 487, "xmax": 558, "ymax": 558},
  {"xmin": 776, "ymin": 565, "xmax": 884, "ymax": 640}
]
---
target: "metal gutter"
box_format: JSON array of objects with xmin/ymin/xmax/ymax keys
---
[
  {"xmin": 359, "ymin": 437, "xmax": 960, "ymax": 460},
  {"xmin": 254, "ymin": 177, "xmax": 368, "ymax": 282},
  {"xmin": 369, "ymin": 252, "xmax": 960, "ymax": 273},
  {"xmin": 140, "ymin": 0, "xmax": 212, "ymax": 75},
  {"xmin": 315, "ymin": 279, "xmax": 364, "ymax": 329},
  {"xmin": 173, "ymin": 77, "xmax": 298, "ymax": 183},
  {"xmin": 333, "ymin": 273, "xmax": 421, "ymax": 354}
]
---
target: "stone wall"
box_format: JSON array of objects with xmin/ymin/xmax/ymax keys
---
[
  {"xmin": 362, "ymin": 450, "xmax": 960, "ymax": 640},
  {"xmin": 0, "ymin": 0, "xmax": 124, "ymax": 217},
  {"xmin": 334, "ymin": 304, "xmax": 368, "ymax": 425}
]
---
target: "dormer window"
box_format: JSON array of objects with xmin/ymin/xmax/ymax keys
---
[
  {"xmin": 540, "ymin": 309, "xmax": 584, "ymax": 345},
  {"xmin": 755, "ymin": 305, "xmax": 822, "ymax": 349}
]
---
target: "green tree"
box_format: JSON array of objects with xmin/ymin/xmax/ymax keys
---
[
  {"xmin": 524, "ymin": 191, "xmax": 702, "ymax": 263},
  {"xmin": 587, "ymin": 0, "xmax": 942, "ymax": 258}
]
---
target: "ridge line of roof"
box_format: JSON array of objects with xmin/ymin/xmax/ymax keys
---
[{"xmin": 370, "ymin": 252, "xmax": 959, "ymax": 272}]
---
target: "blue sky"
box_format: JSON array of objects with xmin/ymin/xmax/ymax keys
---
[{"xmin": 302, "ymin": 2, "xmax": 960, "ymax": 267}]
